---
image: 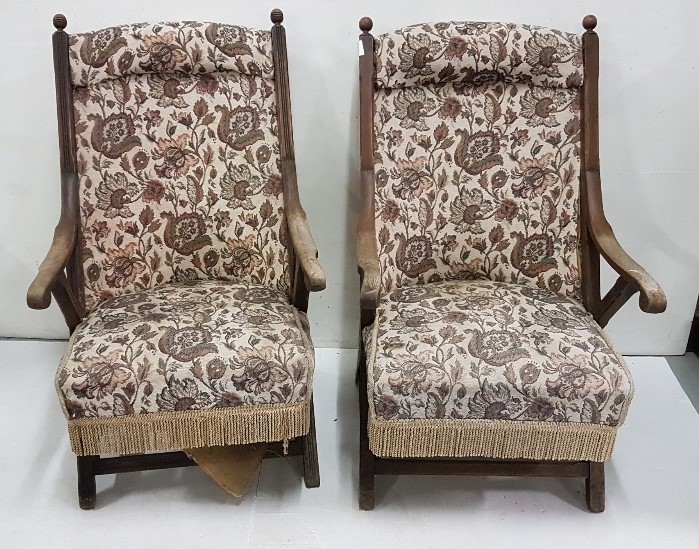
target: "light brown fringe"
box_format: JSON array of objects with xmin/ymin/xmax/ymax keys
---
[
  {"xmin": 369, "ymin": 417, "xmax": 617, "ymax": 461},
  {"xmin": 68, "ymin": 401, "xmax": 310, "ymax": 456}
]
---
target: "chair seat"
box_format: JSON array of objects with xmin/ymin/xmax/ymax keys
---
[
  {"xmin": 58, "ymin": 280, "xmax": 314, "ymax": 455},
  {"xmin": 364, "ymin": 280, "xmax": 632, "ymax": 460}
]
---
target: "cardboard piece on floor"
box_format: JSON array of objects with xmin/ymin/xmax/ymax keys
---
[{"xmin": 186, "ymin": 443, "xmax": 268, "ymax": 497}]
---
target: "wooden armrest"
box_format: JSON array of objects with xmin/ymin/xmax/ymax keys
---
[
  {"xmin": 287, "ymin": 212, "xmax": 326, "ymax": 292},
  {"xmin": 27, "ymin": 174, "xmax": 79, "ymax": 310},
  {"xmin": 357, "ymin": 229, "xmax": 380, "ymax": 310},
  {"xmin": 357, "ymin": 169, "xmax": 380, "ymax": 311},
  {"xmin": 586, "ymin": 170, "xmax": 667, "ymax": 315},
  {"xmin": 281, "ymin": 160, "xmax": 326, "ymax": 292}
]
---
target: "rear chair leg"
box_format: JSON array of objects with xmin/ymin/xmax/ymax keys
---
[
  {"xmin": 359, "ymin": 444, "xmax": 375, "ymax": 510},
  {"xmin": 358, "ymin": 345, "xmax": 375, "ymax": 510},
  {"xmin": 355, "ymin": 327, "xmax": 365, "ymax": 387},
  {"xmin": 302, "ymin": 400, "xmax": 320, "ymax": 488},
  {"xmin": 77, "ymin": 455, "xmax": 98, "ymax": 510},
  {"xmin": 586, "ymin": 461, "xmax": 605, "ymax": 513}
]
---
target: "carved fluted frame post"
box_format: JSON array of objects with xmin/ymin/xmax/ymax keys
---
[
  {"xmin": 26, "ymin": 14, "xmax": 83, "ymax": 331},
  {"xmin": 271, "ymin": 9, "xmax": 325, "ymax": 313},
  {"xmin": 356, "ymin": 16, "xmax": 378, "ymax": 511},
  {"xmin": 580, "ymin": 15, "xmax": 666, "ymax": 327},
  {"xmin": 53, "ymin": 16, "xmax": 84, "ymax": 311},
  {"xmin": 270, "ymin": 9, "xmax": 321, "ymax": 488},
  {"xmin": 579, "ymin": 17, "xmax": 602, "ymax": 319},
  {"xmin": 357, "ymin": 17, "xmax": 380, "ymax": 328}
]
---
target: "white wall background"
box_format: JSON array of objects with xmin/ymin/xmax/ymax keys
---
[{"xmin": 1, "ymin": 0, "xmax": 697, "ymax": 354}]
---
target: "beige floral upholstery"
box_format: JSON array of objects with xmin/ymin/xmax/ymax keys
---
[
  {"xmin": 364, "ymin": 280, "xmax": 631, "ymax": 460},
  {"xmin": 366, "ymin": 280, "xmax": 630, "ymax": 422},
  {"xmin": 59, "ymin": 280, "xmax": 314, "ymax": 455},
  {"xmin": 365, "ymin": 22, "xmax": 629, "ymax": 461},
  {"xmin": 374, "ymin": 21, "xmax": 583, "ymax": 89},
  {"xmin": 69, "ymin": 22, "xmax": 274, "ymax": 87},
  {"xmin": 69, "ymin": 22, "xmax": 288, "ymax": 311},
  {"xmin": 56, "ymin": 21, "xmax": 318, "ymax": 457},
  {"xmin": 373, "ymin": 22, "xmax": 583, "ymax": 300}
]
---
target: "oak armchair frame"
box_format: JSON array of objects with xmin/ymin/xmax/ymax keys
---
[
  {"xmin": 355, "ymin": 15, "xmax": 666, "ymax": 512},
  {"xmin": 27, "ymin": 9, "xmax": 324, "ymax": 509}
]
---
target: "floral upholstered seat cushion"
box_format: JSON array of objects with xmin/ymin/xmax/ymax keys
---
[
  {"xmin": 365, "ymin": 280, "xmax": 632, "ymax": 426},
  {"xmin": 58, "ymin": 280, "xmax": 314, "ymax": 420}
]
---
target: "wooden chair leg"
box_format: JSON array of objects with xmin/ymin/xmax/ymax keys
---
[
  {"xmin": 359, "ymin": 441, "xmax": 375, "ymax": 510},
  {"xmin": 586, "ymin": 461, "xmax": 605, "ymax": 513},
  {"xmin": 302, "ymin": 400, "xmax": 320, "ymax": 488},
  {"xmin": 355, "ymin": 326, "xmax": 365, "ymax": 387},
  {"xmin": 357, "ymin": 348, "xmax": 375, "ymax": 510},
  {"xmin": 77, "ymin": 455, "xmax": 98, "ymax": 510}
]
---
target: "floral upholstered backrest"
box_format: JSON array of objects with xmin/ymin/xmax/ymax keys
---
[
  {"xmin": 69, "ymin": 21, "xmax": 289, "ymax": 311},
  {"xmin": 373, "ymin": 21, "xmax": 584, "ymax": 300}
]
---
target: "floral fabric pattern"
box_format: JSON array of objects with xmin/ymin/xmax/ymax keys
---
[
  {"xmin": 373, "ymin": 24, "xmax": 583, "ymax": 300},
  {"xmin": 69, "ymin": 21, "xmax": 274, "ymax": 87},
  {"xmin": 365, "ymin": 280, "xmax": 632, "ymax": 426},
  {"xmin": 58, "ymin": 280, "xmax": 314, "ymax": 420},
  {"xmin": 375, "ymin": 21, "xmax": 582, "ymax": 90},
  {"xmin": 69, "ymin": 22, "xmax": 289, "ymax": 311}
]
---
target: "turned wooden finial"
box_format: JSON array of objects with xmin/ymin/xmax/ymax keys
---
[
  {"xmin": 359, "ymin": 17, "xmax": 373, "ymax": 34},
  {"xmin": 53, "ymin": 13, "xmax": 67, "ymax": 31},
  {"xmin": 270, "ymin": 8, "xmax": 283, "ymax": 25},
  {"xmin": 582, "ymin": 14, "xmax": 597, "ymax": 32}
]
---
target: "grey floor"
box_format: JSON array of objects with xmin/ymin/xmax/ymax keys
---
[
  {"xmin": 667, "ymin": 352, "xmax": 699, "ymax": 412},
  {"xmin": 1, "ymin": 342, "xmax": 699, "ymax": 548}
]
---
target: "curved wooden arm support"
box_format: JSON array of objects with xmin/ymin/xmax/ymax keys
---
[
  {"xmin": 586, "ymin": 170, "xmax": 667, "ymax": 323},
  {"xmin": 357, "ymin": 168, "xmax": 381, "ymax": 311},
  {"xmin": 27, "ymin": 218, "xmax": 75, "ymax": 309},
  {"xmin": 27, "ymin": 173, "xmax": 78, "ymax": 309},
  {"xmin": 27, "ymin": 173, "xmax": 83, "ymax": 329},
  {"xmin": 288, "ymin": 218, "xmax": 326, "ymax": 293},
  {"xmin": 282, "ymin": 160, "xmax": 326, "ymax": 293},
  {"xmin": 357, "ymin": 170, "xmax": 380, "ymax": 312},
  {"xmin": 357, "ymin": 230, "xmax": 380, "ymax": 311},
  {"xmin": 597, "ymin": 277, "xmax": 637, "ymax": 329}
]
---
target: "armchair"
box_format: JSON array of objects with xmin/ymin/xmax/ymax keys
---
[
  {"xmin": 28, "ymin": 9, "xmax": 325, "ymax": 509},
  {"xmin": 356, "ymin": 15, "xmax": 666, "ymax": 511}
]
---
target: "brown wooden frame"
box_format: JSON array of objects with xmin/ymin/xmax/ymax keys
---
[
  {"xmin": 355, "ymin": 15, "xmax": 666, "ymax": 512},
  {"xmin": 27, "ymin": 9, "xmax": 324, "ymax": 510}
]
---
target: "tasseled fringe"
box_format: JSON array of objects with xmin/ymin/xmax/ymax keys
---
[
  {"xmin": 67, "ymin": 401, "xmax": 311, "ymax": 456},
  {"xmin": 369, "ymin": 417, "xmax": 617, "ymax": 462}
]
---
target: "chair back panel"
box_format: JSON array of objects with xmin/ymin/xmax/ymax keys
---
[
  {"xmin": 372, "ymin": 21, "xmax": 583, "ymax": 300},
  {"xmin": 69, "ymin": 22, "xmax": 289, "ymax": 311}
]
